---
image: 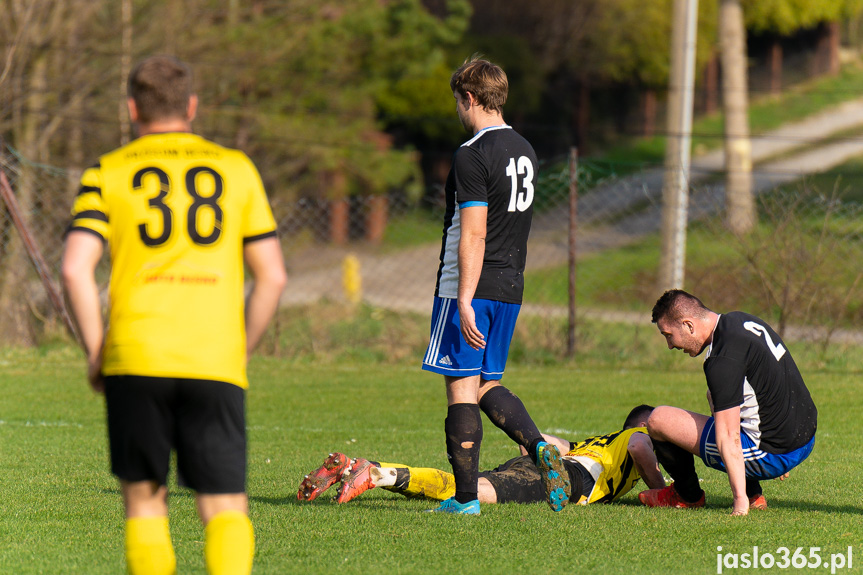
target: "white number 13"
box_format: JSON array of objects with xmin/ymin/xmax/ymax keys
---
[
  {"xmin": 743, "ymin": 321, "xmax": 786, "ymax": 361},
  {"xmin": 506, "ymin": 156, "xmax": 534, "ymax": 212}
]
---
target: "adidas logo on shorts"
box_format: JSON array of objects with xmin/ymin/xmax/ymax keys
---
[{"xmin": 439, "ymin": 355, "xmax": 453, "ymax": 366}]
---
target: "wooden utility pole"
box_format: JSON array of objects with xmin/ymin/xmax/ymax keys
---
[
  {"xmin": 567, "ymin": 148, "xmax": 578, "ymax": 358},
  {"xmin": 659, "ymin": 0, "xmax": 699, "ymax": 291}
]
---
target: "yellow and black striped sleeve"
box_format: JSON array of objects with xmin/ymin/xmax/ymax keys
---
[{"xmin": 66, "ymin": 164, "xmax": 109, "ymax": 242}]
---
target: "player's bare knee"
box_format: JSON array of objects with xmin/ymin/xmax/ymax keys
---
[{"xmin": 646, "ymin": 407, "xmax": 671, "ymax": 438}]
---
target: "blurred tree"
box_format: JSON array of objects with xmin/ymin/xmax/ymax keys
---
[
  {"xmin": 453, "ymin": 0, "xmax": 597, "ymax": 151},
  {"xmin": 743, "ymin": 0, "xmax": 838, "ymax": 34},
  {"xmin": 742, "ymin": 0, "xmax": 850, "ymax": 92},
  {"xmin": 0, "ymin": 0, "xmax": 103, "ymax": 345},
  {"xmin": 183, "ymin": 0, "xmax": 470, "ymax": 242},
  {"xmin": 722, "ymin": 0, "xmax": 755, "ymax": 235},
  {"xmin": 0, "ymin": 0, "xmax": 473, "ymax": 348},
  {"xmin": 457, "ymin": 0, "xmax": 721, "ymax": 145},
  {"xmin": 588, "ymin": 0, "xmax": 717, "ymax": 137}
]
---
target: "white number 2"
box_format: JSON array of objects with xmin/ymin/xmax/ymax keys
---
[
  {"xmin": 743, "ymin": 321, "xmax": 786, "ymax": 361},
  {"xmin": 506, "ymin": 156, "xmax": 534, "ymax": 212}
]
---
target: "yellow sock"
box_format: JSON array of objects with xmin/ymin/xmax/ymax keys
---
[
  {"xmin": 125, "ymin": 516, "xmax": 176, "ymax": 575},
  {"xmin": 400, "ymin": 466, "xmax": 456, "ymax": 500},
  {"xmin": 204, "ymin": 510, "xmax": 254, "ymax": 575}
]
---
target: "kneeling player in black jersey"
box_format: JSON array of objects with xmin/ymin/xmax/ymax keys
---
[
  {"xmin": 298, "ymin": 405, "xmax": 666, "ymax": 507},
  {"xmin": 642, "ymin": 290, "xmax": 817, "ymax": 516}
]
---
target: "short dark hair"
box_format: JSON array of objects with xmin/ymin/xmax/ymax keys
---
[
  {"xmin": 623, "ymin": 404, "xmax": 655, "ymax": 429},
  {"xmin": 651, "ymin": 289, "xmax": 709, "ymax": 324},
  {"xmin": 450, "ymin": 55, "xmax": 508, "ymax": 114},
  {"xmin": 127, "ymin": 55, "xmax": 194, "ymax": 124}
]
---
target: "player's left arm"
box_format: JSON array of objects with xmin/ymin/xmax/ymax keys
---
[
  {"xmin": 457, "ymin": 204, "xmax": 487, "ymax": 350},
  {"xmin": 714, "ymin": 405, "xmax": 749, "ymax": 516},
  {"xmin": 627, "ymin": 432, "xmax": 665, "ymax": 489},
  {"xmin": 61, "ymin": 231, "xmax": 105, "ymax": 392},
  {"xmin": 243, "ymin": 236, "xmax": 287, "ymax": 357}
]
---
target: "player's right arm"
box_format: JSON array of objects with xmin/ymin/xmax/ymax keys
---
[
  {"xmin": 457, "ymin": 204, "xmax": 487, "ymax": 350},
  {"xmin": 714, "ymin": 405, "xmax": 748, "ymax": 516},
  {"xmin": 243, "ymin": 236, "xmax": 287, "ymax": 358},
  {"xmin": 627, "ymin": 432, "xmax": 665, "ymax": 489},
  {"xmin": 61, "ymin": 231, "xmax": 105, "ymax": 392}
]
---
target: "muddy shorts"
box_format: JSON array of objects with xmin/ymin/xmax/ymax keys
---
[{"xmin": 480, "ymin": 455, "xmax": 593, "ymax": 504}]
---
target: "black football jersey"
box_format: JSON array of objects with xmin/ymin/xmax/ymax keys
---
[
  {"xmin": 704, "ymin": 312, "xmax": 817, "ymax": 453},
  {"xmin": 434, "ymin": 125, "xmax": 537, "ymax": 304}
]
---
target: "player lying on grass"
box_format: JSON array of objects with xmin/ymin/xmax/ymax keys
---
[{"xmin": 297, "ymin": 405, "xmax": 665, "ymax": 507}]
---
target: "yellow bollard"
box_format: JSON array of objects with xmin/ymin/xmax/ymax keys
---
[{"xmin": 342, "ymin": 254, "xmax": 362, "ymax": 305}]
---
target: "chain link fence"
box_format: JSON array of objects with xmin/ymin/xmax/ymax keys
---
[{"xmin": 3, "ymin": 141, "xmax": 863, "ymax": 358}]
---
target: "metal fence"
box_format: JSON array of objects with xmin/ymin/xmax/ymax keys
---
[{"xmin": 4, "ymin": 141, "xmax": 863, "ymax": 355}]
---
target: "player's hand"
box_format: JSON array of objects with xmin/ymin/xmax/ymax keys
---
[
  {"xmin": 87, "ymin": 353, "xmax": 104, "ymax": 393},
  {"xmin": 731, "ymin": 495, "xmax": 749, "ymax": 516},
  {"xmin": 458, "ymin": 301, "xmax": 486, "ymax": 350}
]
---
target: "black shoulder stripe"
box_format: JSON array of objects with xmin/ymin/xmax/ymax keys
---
[
  {"xmin": 64, "ymin": 225, "xmax": 106, "ymax": 243},
  {"xmin": 73, "ymin": 210, "xmax": 108, "ymax": 222},
  {"xmin": 243, "ymin": 230, "xmax": 278, "ymax": 245},
  {"xmin": 77, "ymin": 185, "xmax": 102, "ymax": 197}
]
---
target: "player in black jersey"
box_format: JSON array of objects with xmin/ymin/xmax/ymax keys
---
[
  {"xmin": 640, "ymin": 290, "xmax": 817, "ymax": 516},
  {"xmin": 420, "ymin": 56, "xmax": 569, "ymax": 514}
]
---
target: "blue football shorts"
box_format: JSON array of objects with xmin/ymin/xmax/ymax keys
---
[
  {"xmin": 699, "ymin": 417, "xmax": 815, "ymax": 479},
  {"xmin": 422, "ymin": 296, "xmax": 520, "ymax": 380}
]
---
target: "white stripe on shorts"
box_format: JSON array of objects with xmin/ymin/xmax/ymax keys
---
[{"xmin": 425, "ymin": 298, "xmax": 451, "ymax": 365}]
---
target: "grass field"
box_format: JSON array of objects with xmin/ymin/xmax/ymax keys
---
[{"xmin": 1, "ymin": 341, "xmax": 862, "ymax": 575}]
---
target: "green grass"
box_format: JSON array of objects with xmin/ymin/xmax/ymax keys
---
[{"xmin": 1, "ymin": 344, "xmax": 862, "ymax": 574}]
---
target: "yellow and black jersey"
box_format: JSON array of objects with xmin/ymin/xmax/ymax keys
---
[
  {"xmin": 564, "ymin": 427, "xmax": 646, "ymax": 504},
  {"xmin": 68, "ymin": 132, "xmax": 277, "ymax": 388}
]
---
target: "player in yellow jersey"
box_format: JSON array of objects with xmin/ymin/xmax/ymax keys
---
[
  {"xmin": 297, "ymin": 405, "xmax": 666, "ymax": 507},
  {"xmin": 61, "ymin": 55, "xmax": 287, "ymax": 575}
]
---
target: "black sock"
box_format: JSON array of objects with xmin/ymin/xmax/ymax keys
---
[
  {"xmin": 445, "ymin": 403, "xmax": 483, "ymax": 504},
  {"xmin": 393, "ymin": 468, "xmax": 410, "ymax": 491},
  {"xmin": 478, "ymin": 385, "xmax": 543, "ymax": 462},
  {"xmin": 652, "ymin": 439, "xmax": 703, "ymax": 502},
  {"xmin": 527, "ymin": 438, "xmax": 545, "ymax": 463},
  {"xmin": 745, "ymin": 477, "xmax": 762, "ymax": 498}
]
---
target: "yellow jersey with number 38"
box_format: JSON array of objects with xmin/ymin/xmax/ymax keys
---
[
  {"xmin": 564, "ymin": 427, "xmax": 646, "ymax": 504},
  {"xmin": 68, "ymin": 132, "xmax": 277, "ymax": 388}
]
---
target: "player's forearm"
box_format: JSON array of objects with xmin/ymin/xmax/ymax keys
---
[
  {"xmin": 242, "ymin": 237, "xmax": 287, "ymax": 357},
  {"xmin": 457, "ymin": 235, "xmax": 484, "ymax": 307},
  {"xmin": 244, "ymin": 276, "xmax": 286, "ymax": 356},
  {"xmin": 717, "ymin": 436, "xmax": 748, "ymax": 510},
  {"xmin": 628, "ymin": 435, "xmax": 666, "ymax": 489},
  {"xmin": 63, "ymin": 275, "xmax": 103, "ymax": 360},
  {"xmin": 62, "ymin": 233, "xmax": 105, "ymax": 360},
  {"xmin": 456, "ymin": 206, "xmax": 486, "ymax": 308}
]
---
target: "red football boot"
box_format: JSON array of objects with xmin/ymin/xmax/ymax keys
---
[
  {"xmin": 336, "ymin": 458, "xmax": 377, "ymax": 504},
  {"xmin": 638, "ymin": 483, "xmax": 705, "ymax": 508},
  {"xmin": 297, "ymin": 453, "xmax": 351, "ymax": 501},
  {"xmin": 749, "ymin": 494, "xmax": 768, "ymax": 510}
]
